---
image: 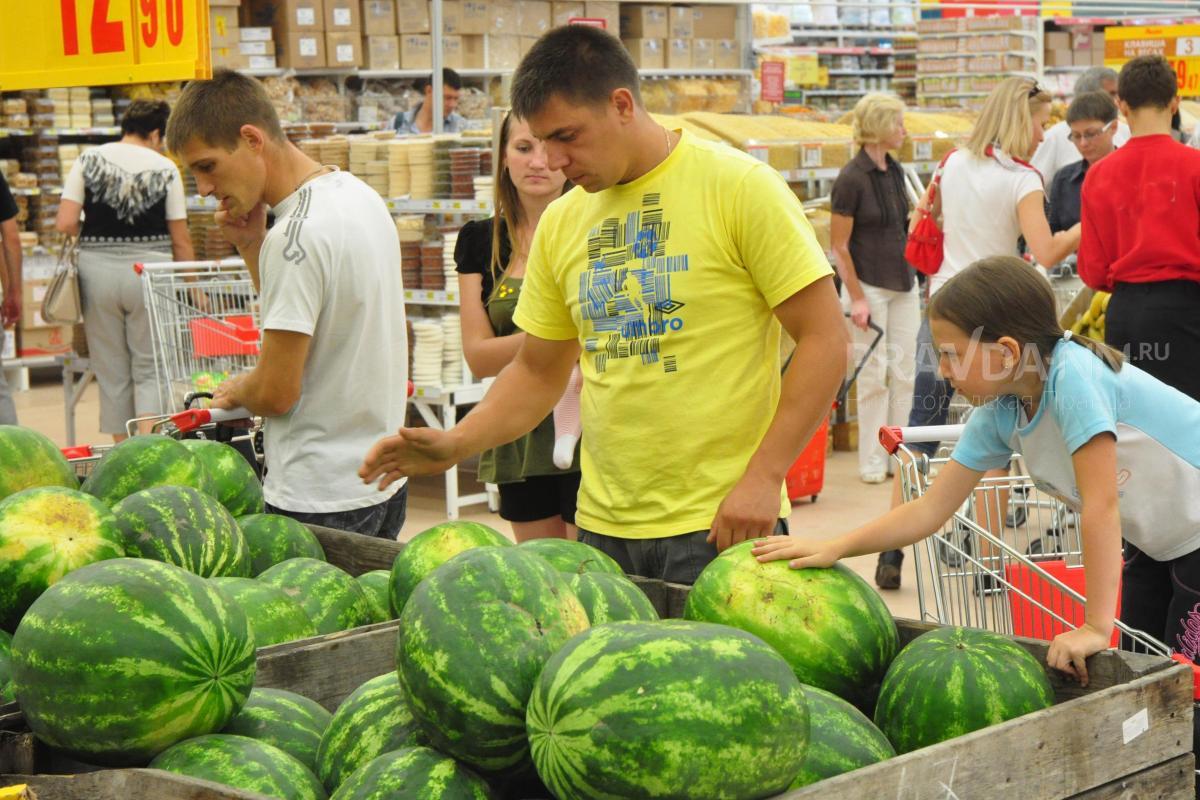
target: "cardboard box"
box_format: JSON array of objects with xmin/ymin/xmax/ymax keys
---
[
  {"xmin": 397, "ymin": 0, "xmax": 430, "ymax": 31},
  {"xmin": 713, "ymin": 37, "xmax": 739, "ymax": 69},
  {"xmin": 620, "ymin": 4, "xmax": 668, "ymax": 38},
  {"xmin": 692, "ymin": 4, "xmax": 735, "ymax": 39},
  {"xmin": 20, "ymin": 280, "xmax": 49, "ymax": 330},
  {"xmin": 1044, "ymin": 48, "xmax": 1073, "ymax": 68},
  {"xmin": 963, "ymin": 14, "xmax": 1034, "ymax": 31},
  {"xmin": 326, "ymin": 0, "xmax": 360, "ymax": 29},
  {"xmin": 439, "ymin": 0, "xmax": 463, "ymax": 32},
  {"xmin": 666, "ymin": 37, "xmax": 690, "ymax": 68},
  {"xmin": 241, "ymin": 26, "xmax": 274, "ymax": 39},
  {"xmin": 1071, "ymin": 30, "xmax": 1092, "ymax": 50},
  {"xmin": 691, "ymin": 37, "xmax": 713, "ymax": 68},
  {"xmin": 622, "ymin": 38, "xmax": 664, "ymax": 68},
  {"xmin": 517, "ymin": 1, "xmax": 551, "ymax": 35},
  {"xmin": 248, "ymin": 54, "xmax": 278, "ymax": 68},
  {"xmin": 1044, "ymin": 31, "xmax": 1069, "ymax": 50},
  {"xmin": 520, "ymin": 35, "xmax": 538, "ymax": 58},
  {"xmin": 489, "ymin": 0, "xmax": 517, "ymax": 35},
  {"xmin": 17, "ymin": 325, "xmax": 70, "ymax": 357},
  {"xmin": 238, "ymin": 39, "xmax": 273, "ymax": 54},
  {"xmin": 210, "ymin": 5, "xmax": 241, "ymax": 46},
  {"xmin": 585, "ymin": 1, "xmax": 618, "ymax": 31},
  {"xmin": 364, "ymin": 34, "xmax": 401, "ymax": 67},
  {"xmin": 326, "ymin": 31, "xmax": 362, "ymax": 64},
  {"xmin": 211, "ymin": 47, "xmax": 252, "ymax": 69},
  {"xmin": 489, "ymin": 33, "xmax": 521, "ymax": 68},
  {"xmin": 669, "ymin": 5, "xmax": 692, "ymax": 38},
  {"xmin": 442, "ymin": 34, "xmax": 463, "ymax": 68},
  {"xmin": 362, "ymin": 0, "xmax": 396, "ymax": 33},
  {"xmin": 462, "ymin": 34, "xmax": 487, "ymax": 67},
  {"xmin": 1073, "ymin": 48, "xmax": 1094, "ymax": 66},
  {"xmin": 254, "ymin": 0, "xmax": 324, "ymax": 31},
  {"xmin": 461, "ymin": 0, "xmax": 491, "ymax": 34},
  {"xmin": 400, "ymin": 33, "xmax": 432, "ymax": 66},
  {"xmin": 551, "ymin": 1, "xmax": 584, "ymax": 26},
  {"xmin": 278, "ymin": 31, "xmax": 327, "ymax": 67},
  {"xmin": 1093, "ymin": 46, "xmax": 1106, "ymax": 65}
]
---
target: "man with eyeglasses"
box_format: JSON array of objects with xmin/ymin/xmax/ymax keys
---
[
  {"xmin": 1048, "ymin": 92, "xmax": 1119, "ymax": 233},
  {"xmin": 1032, "ymin": 67, "xmax": 1130, "ymax": 186}
]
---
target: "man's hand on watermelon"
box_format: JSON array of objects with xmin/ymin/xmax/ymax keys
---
[
  {"xmin": 752, "ymin": 535, "xmax": 845, "ymax": 569},
  {"xmin": 1046, "ymin": 624, "xmax": 1109, "ymax": 688},
  {"xmin": 360, "ymin": 427, "xmax": 462, "ymax": 490},
  {"xmin": 708, "ymin": 472, "xmax": 784, "ymax": 552}
]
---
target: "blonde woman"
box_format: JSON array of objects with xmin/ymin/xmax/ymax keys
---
[{"xmin": 830, "ymin": 93, "xmax": 918, "ymax": 487}]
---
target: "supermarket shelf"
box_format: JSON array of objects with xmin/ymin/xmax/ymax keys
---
[
  {"xmin": 283, "ymin": 121, "xmax": 384, "ymax": 131},
  {"xmin": 10, "ymin": 188, "xmax": 40, "ymax": 197},
  {"xmin": 917, "ymin": 29, "xmax": 1039, "ymax": 40},
  {"xmin": 187, "ymin": 196, "xmax": 219, "ymax": 210},
  {"xmin": 791, "ymin": 28, "xmax": 917, "ymax": 39},
  {"xmin": 893, "ymin": 77, "xmax": 917, "ymax": 83},
  {"xmin": 1044, "ymin": 66, "xmax": 1094, "ymax": 73},
  {"xmin": 828, "ymin": 69, "xmax": 893, "ymax": 76},
  {"xmin": 917, "ymin": 50, "xmax": 1039, "ymax": 60},
  {"xmin": 0, "ymin": 129, "xmax": 32, "ymax": 138},
  {"xmin": 779, "ymin": 167, "xmax": 842, "ymax": 181},
  {"xmin": 815, "ymin": 47, "xmax": 897, "ymax": 55},
  {"xmin": 386, "ymin": 198, "xmax": 493, "ymax": 214},
  {"xmin": 40, "ymin": 127, "xmax": 121, "ymax": 136},
  {"xmin": 404, "ymin": 288, "xmax": 460, "ymax": 306},
  {"xmin": 918, "ymin": 92, "xmax": 991, "ymax": 98},
  {"xmin": 801, "ymin": 89, "xmax": 872, "ymax": 96},
  {"xmin": 753, "ymin": 35, "xmax": 794, "ymax": 47},
  {"xmin": 243, "ymin": 68, "xmax": 286, "ymax": 77},
  {"xmin": 641, "ymin": 68, "xmax": 754, "ymax": 77},
  {"xmin": 358, "ymin": 68, "xmax": 514, "ymax": 79}
]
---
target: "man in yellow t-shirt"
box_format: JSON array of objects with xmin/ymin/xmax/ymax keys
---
[{"xmin": 360, "ymin": 25, "xmax": 847, "ymax": 584}]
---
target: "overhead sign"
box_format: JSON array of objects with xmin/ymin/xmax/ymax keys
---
[
  {"xmin": 0, "ymin": 0, "xmax": 211, "ymax": 92},
  {"xmin": 1105, "ymin": 24, "xmax": 1200, "ymax": 96}
]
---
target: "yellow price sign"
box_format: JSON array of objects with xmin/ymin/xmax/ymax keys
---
[
  {"xmin": 0, "ymin": 0, "xmax": 211, "ymax": 91},
  {"xmin": 1106, "ymin": 24, "xmax": 1200, "ymax": 97},
  {"xmin": 788, "ymin": 53, "xmax": 820, "ymax": 86}
]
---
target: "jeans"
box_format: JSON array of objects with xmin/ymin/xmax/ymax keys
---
[
  {"xmin": 905, "ymin": 316, "xmax": 954, "ymax": 458},
  {"xmin": 578, "ymin": 519, "xmax": 789, "ymax": 585},
  {"xmin": 266, "ymin": 484, "xmax": 408, "ymax": 540}
]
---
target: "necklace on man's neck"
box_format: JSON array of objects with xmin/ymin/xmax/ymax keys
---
[
  {"xmin": 663, "ymin": 126, "xmax": 675, "ymax": 161},
  {"xmin": 295, "ymin": 163, "xmax": 335, "ymax": 193}
]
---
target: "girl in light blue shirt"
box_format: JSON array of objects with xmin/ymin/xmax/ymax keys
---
[{"xmin": 755, "ymin": 256, "xmax": 1200, "ymax": 686}]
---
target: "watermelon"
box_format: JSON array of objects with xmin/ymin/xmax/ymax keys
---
[
  {"xmin": 81, "ymin": 434, "xmax": 216, "ymax": 507},
  {"xmin": 518, "ymin": 538, "xmax": 624, "ymax": 576},
  {"xmin": 316, "ymin": 672, "xmax": 425, "ymax": 792},
  {"xmin": 527, "ymin": 619, "xmax": 810, "ymax": 800},
  {"xmin": 238, "ymin": 513, "xmax": 326, "ymax": 576},
  {"xmin": 874, "ymin": 626, "xmax": 1055, "ymax": 754},
  {"xmin": 210, "ymin": 577, "xmax": 317, "ymax": 648},
  {"xmin": 114, "ymin": 485, "xmax": 250, "ymax": 578},
  {"xmin": 11, "ymin": 558, "xmax": 256, "ymax": 764},
  {"xmin": 0, "ymin": 426, "xmax": 77, "ymax": 501},
  {"xmin": 789, "ymin": 684, "xmax": 895, "ymax": 788},
  {"xmin": 567, "ymin": 572, "xmax": 658, "ymax": 624},
  {"xmin": 396, "ymin": 547, "xmax": 589, "ymax": 772},
  {"xmin": 330, "ymin": 746, "xmax": 495, "ymax": 800},
  {"xmin": 356, "ymin": 570, "xmax": 392, "ymax": 623},
  {"xmin": 222, "ymin": 688, "xmax": 332, "ymax": 773},
  {"xmin": 0, "ymin": 629, "xmax": 12, "ymax": 703},
  {"xmin": 684, "ymin": 540, "xmax": 899, "ymax": 705},
  {"xmin": 0, "ymin": 486, "xmax": 124, "ymax": 631},
  {"xmin": 389, "ymin": 520, "xmax": 511, "ymax": 615},
  {"xmin": 150, "ymin": 734, "xmax": 327, "ymax": 800},
  {"xmin": 180, "ymin": 439, "xmax": 264, "ymax": 517},
  {"xmin": 257, "ymin": 558, "xmax": 374, "ymax": 635}
]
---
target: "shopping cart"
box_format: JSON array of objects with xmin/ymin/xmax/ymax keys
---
[
  {"xmin": 879, "ymin": 423, "xmax": 1169, "ymax": 657},
  {"xmin": 136, "ymin": 259, "xmax": 259, "ymax": 414}
]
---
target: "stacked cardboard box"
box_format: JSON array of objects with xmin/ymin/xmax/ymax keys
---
[
  {"xmin": 211, "ymin": 0, "xmax": 248, "ymax": 69},
  {"xmin": 362, "ymin": 0, "xmax": 400, "ymax": 69},
  {"xmin": 619, "ymin": 4, "xmax": 738, "ymax": 71},
  {"xmin": 1045, "ymin": 28, "xmax": 1105, "ymax": 68},
  {"xmin": 244, "ymin": 0, "xmax": 328, "ymax": 68},
  {"xmin": 239, "ymin": 27, "xmax": 278, "ymax": 70}
]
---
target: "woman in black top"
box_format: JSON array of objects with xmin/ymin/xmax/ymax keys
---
[{"xmin": 453, "ymin": 112, "xmax": 578, "ymax": 542}]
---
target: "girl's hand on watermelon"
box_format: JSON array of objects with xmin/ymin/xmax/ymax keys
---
[
  {"xmin": 1046, "ymin": 624, "xmax": 1109, "ymax": 688},
  {"xmin": 750, "ymin": 535, "xmax": 844, "ymax": 569}
]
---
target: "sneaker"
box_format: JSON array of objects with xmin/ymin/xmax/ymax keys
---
[
  {"xmin": 875, "ymin": 551, "xmax": 904, "ymax": 590},
  {"xmin": 860, "ymin": 472, "xmax": 888, "ymax": 485}
]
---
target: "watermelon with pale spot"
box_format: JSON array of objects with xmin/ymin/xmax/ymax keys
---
[
  {"xmin": 113, "ymin": 485, "xmax": 250, "ymax": 578},
  {"xmin": 0, "ymin": 486, "xmax": 125, "ymax": 632},
  {"xmin": 331, "ymin": 746, "xmax": 495, "ymax": 800},
  {"xmin": 389, "ymin": 521, "xmax": 511, "ymax": 615},
  {"xmin": 237, "ymin": 513, "xmax": 326, "ymax": 576},
  {"xmin": 151, "ymin": 734, "xmax": 327, "ymax": 800},
  {"xmin": 210, "ymin": 577, "xmax": 317, "ymax": 648},
  {"xmin": 222, "ymin": 688, "xmax": 332, "ymax": 773},
  {"xmin": 180, "ymin": 439, "xmax": 263, "ymax": 518},
  {"xmin": 519, "ymin": 538, "xmax": 624, "ymax": 576},
  {"xmin": 316, "ymin": 672, "xmax": 425, "ymax": 792},
  {"xmin": 0, "ymin": 425, "xmax": 76, "ymax": 501},
  {"xmin": 82, "ymin": 434, "xmax": 216, "ymax": 507},
  {"xmin": 789, "ymin": 684, "xmax": 895, "ymax": 787},
  {"xmin": 567, "ymin": 572, "xmax": 658, "ymax": 624},
  {"xmin": 257, "ymin": 558, "xmax": 374, "ymax": 635},
  {"xmin": 355, "ymin": 570, "xmax": 392, "ymax": 623}
]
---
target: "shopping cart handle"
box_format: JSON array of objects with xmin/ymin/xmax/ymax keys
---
[
  {"xmin": 879, "ymin": 425, "xmax": 968, "ymax": 455},
  {"xmin": 61, "ymin": 445, "xmax": 94, "ymax": 459},
  {"xmin": 169, "ymin": 407, "xmax": 252, "ymax": 434}
]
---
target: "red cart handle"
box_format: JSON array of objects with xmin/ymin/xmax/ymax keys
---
[
  {"xmin": 61, "ymin": 445, "xmax": 95, "ymax": 459},
  {"xmin": 168, "ymin": 407, "xmax": 252, "ymax": 434},
  {"xmin": 878, "ymin": 425, "xmax": 967, "ymax": 456}
]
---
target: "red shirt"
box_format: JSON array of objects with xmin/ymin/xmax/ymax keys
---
[{"xmin": 1078, "ymin": 134, "xmax": 1200, "ymax": 291}]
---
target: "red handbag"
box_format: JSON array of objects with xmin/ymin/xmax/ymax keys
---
[{"xmin": 905, "ymin": 150, "xmax": 955, "ymax": 277}]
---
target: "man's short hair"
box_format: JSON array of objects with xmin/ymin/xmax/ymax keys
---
[
  {"xmin": 1066, "ymin": 91, "xmax": 1119, "ymax": 125},
  {"xmin": 511, "ymin": 26, "xmax": 640, "ymax": 119},
  {"xmin": 1118, "ymin": 55, "xmax": 1178, "ymax": 111},
  {"xmin": 1074, "ymin": 67, "xmax": 1118, "ymax": 94},
  {"xmin": 166, "ymin": 68, "xmax": 285, "ymax": 153},
  {"xmin": 121, "ymin": 99, "xmax": 171, "ymax": 139},
  {"xmin": 415, "ymin": 68, "xmax": 463, "ymax": 92}
]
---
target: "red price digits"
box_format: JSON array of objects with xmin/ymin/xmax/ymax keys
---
[
  {"xmin": 139, "ymin": 0, "xmax": 186, "ymax": 48},
  {"xmin": 61, "ymin": 0, "xmax": 124, "ymax": 55}
]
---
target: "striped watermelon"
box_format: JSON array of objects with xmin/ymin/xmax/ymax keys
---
[
  {"xmin": 237, "ymin": 513, "xmax": 326, "ymax": 576},
  {"xmin": 82, "ymin": 434, "xmax": 216, "ymax": 507},
  {"xmin": 330, "ymin": 746, "xmax": 495, "ymax": 800},
  {"xmin": 11, "ymin": 558, "xmax": 256, "ymax": 764},
  {"xmin": 113, "ymin": 485, "xmax": 250, "ymax": 578},
  {"xmin": 518, "ymin": 538, "xmax": 623, "ymax": 576},
  {"xmin": 396, "ymin": 547, "xmax": 589, "ymax": 772},
  {"xmin": 0, "ymin": 426, "xmax": 76, "ymax": 501},
  {"xmin": 316, "ymin": 672, "xmax": 425, "ymax": 792},
  {"xmin": 210, "ymin": 577, "xmax": 317, "ymax": 648},
  {"xmin": 180, "ymin": 439, "xmax": 264, "ymax": 518},
  {"xmin": 150, "ymin": 734, "xmax": 327, "ymax": 800},
  {"xmin": 789, "ymin": 684, "xmax": 895, "ymax": 788},
  {"xmin": 0, "ymin": 629, "xmax": 11, "ymax": 703},
  {"xmin": 684, "ymin": 540, "xmax": 899, "ymax": 705},
  {"xmin": 355, "ymin": 570, "xmax": 392, "ymax": 623},
  {"xmin": 389, "ymin": 521, "xmax": 511, "ymax": 615},
  {"xmin": 874, "ymin": 626, "xmax": 1054, "ymax": 754},
  {"xmin": 0, "ymin": 486, "xmax": 124, "ymax": 631},
  {"xmin": 257, "ymin": 558, "xmax": 374, "ymax": 635},
  {"xmin": 222, "ymin": 688, "xmax": 332, "ymax": 773},
  {"xmin": 527, "ymin": 620, "xmax": 810, "ymax": 800},
  {"xmin": 567, "ymin": 573, "xmax": 658, "ymax": 624}
]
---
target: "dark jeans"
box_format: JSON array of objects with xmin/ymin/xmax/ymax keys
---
[
  {"xmin": 906, "ymin": 316, "xmax": 954, "ymax": 459},
  {"xmin": 266, "ymin": 484, "xmax": 408, "ymax": 540},
  {"xmin": 1106, "ymin": 280, "xmax": 1200, "ymax": 403},
  {"xmin": 1119, "ymin": 541, "xmax": 1200, "ymax": 657},
  {"xmin": 578, "ymin": 519, "xmax": 789, "ymax": 585}
]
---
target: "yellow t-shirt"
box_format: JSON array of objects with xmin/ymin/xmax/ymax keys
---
[{"xmin": 513, "ymin": 130, "xmax": 832, "ymax": 538}]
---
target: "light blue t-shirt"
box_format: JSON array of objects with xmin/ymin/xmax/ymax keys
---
[{"xmin": 952, "ymin": 340, "xmax": 1200, "ymax": 561}]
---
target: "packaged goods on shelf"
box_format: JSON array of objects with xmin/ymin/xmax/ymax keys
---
[
  {"xmin": 680, "ymin": 112, "xmax": 853, "ymax": 171},
  {"xmin": 752, "ymin": 7, "xmax": 790, "ymax": 40},
  {"xmin": 297, "ymin": 79, "xmax": 350, "ymax": 122}
]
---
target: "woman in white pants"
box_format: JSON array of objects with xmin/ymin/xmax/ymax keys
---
[{"xmin": 830, "ymin": 94, "xmax": 919, "ymax": 486}]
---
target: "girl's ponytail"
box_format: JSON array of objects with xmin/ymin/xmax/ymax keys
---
[{"xmin": 1063, "ymin": 329, "xmax": 1125, "ymax": 372}]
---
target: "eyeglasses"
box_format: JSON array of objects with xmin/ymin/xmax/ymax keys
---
[{"xmin": 1067, "ymin": 120, "xmax": 1116, "ymax": 143}]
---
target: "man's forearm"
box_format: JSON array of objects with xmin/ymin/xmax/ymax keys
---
[
  {"xmin": 449, "ymin": 354, "xmax": 573, "ymax": 460},
  {"xmin": 4, "ymin": 241, "xmax": 20, "ymax": 297}
]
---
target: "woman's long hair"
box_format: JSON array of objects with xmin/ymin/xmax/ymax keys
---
[{"xmin": 965, "ymin": 78, "xmax": 1051, "ymax": 161}]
